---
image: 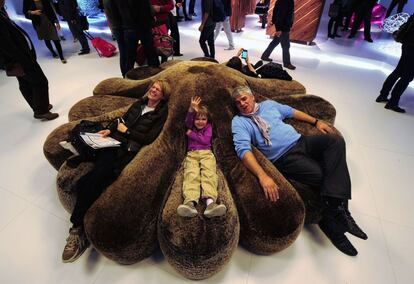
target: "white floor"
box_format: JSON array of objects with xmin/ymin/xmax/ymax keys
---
[{"xmin": 1, "ymin": 6, "xmax": 414, "ymax": 284}]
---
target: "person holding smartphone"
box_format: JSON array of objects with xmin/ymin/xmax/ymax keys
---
[{"xmin": 226, "ymin": 48, "xmax": 261, "ymax": 77}]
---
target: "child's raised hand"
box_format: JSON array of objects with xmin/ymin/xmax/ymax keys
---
[{"xmin": 190, "ymin": 96, "xmax": 202, "ymax": 112}]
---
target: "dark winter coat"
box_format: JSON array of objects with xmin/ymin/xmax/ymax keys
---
[
  {"xmin": 23, "ymin": 0, "xmax": 58, "ymax": 27},
  {"xmin": 272, "ymin": 0, "xmax": 294, "ymax": 32},
  {"xmin": 103, "ymin": 0, "xmax": 155, "ymax": 30},
  {"xmin": 107, "ymin": 97, "xmax": 169, "ymax": 152}
]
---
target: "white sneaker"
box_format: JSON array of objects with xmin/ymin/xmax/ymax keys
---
[
  {"xmin": 59, "ymin": 141, "xmax": 79, "ymax": 155},
  {"xmin": 224, "ymin": 46, "xmax": 235, "ymax": 50}
]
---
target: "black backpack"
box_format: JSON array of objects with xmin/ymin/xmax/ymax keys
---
[
  {"xmin": 211, "ymin": 0, "xmax": 226, "ymax": 22},
  {"xmin": 69, "ymin": 120, "xmax": 104, "ymax": 160},
  {"xmin": 256, "ymin": 62, "xmax": 293, "ymax": 81}
]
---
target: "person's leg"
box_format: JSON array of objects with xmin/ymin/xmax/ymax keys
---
[
  {"xmin": 206, "ymin": 25, "xmax": 216, "ymax": 58},
  {"xmin": 379, "ymin": 54, "xmax": 404, "ymax": 100},
  {"xmin": 182, "ymin": 0, "xmax": 191, "ymax": 20},
  {"xmin": 261, "ymin": 36, "xmax": 280, "ymax": 60},
  {"xmin": 139, "ymin": 26, "xmax": 160, "ymax": 67},
  {"xmin": 386, "ymin": 48, "xmax": 414, "ymax": 111},
  {"xmin": 363, "ymin": 7, "xmax": 373, "ymax": 41},
  {"xmin": 53, "ymin": 40, "xmax": 65, "ymax": 61},
  {"xmin": 168, "ymin": 13, "xmax": 181, "ymax": 55},
  {"xmin": 44, "ymin": 40, "xmax": 57, "ymax": 57},
  {"xmin": 182, "ymin": 152, "xmax": 202, "ymax": 205},
  {"xmin": 123, "ymin": 28, "xmax": 139, "ymax": 75},
  {"xmin": 328, "ymin": 17, "xmax": 334, "ymax": 38},
  {"xmin": 333, "ymin": 13, "xmax": 342, "ymax": 37},
  {"xmin": 386, "ymin": 0, "xmax": 398, "ymax": 18},
  {"xmin": 349, "ymin": 6, "xmax": 364, "ymax": 37},
  {"xmin": 280, "ymin": 31, "xmax": 291, "ymax": 66},
  {"xmin": 223, "ymin": 17, "xmax": 235, "ymax": 48},
  {"xmin": 189, "ymin": 0, "xmax": 196, "ymax": 15},
  {"xmin": 112, "ymin": 28, "xmax": 127, "ymax": 76},
  {"xmin": 70, "ymin": 21, "xmax": 90, "ymax": 53},
  {"xmin": 199, "ymin": 26, "xmax": 211, "ymax": 57},
  {"xmin": 397, "ymin": 0, "xmax": 405, "ymax": 13},
  {"xmin": 214, "ymin": 21, "xmax": 223, "ymax": 41},
  {"xmin": 199, "ymin": 151, "xmax": 218, "ymax": 201}
]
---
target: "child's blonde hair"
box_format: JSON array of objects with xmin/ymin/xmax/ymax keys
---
[{"xmin": 196, "ymin": 106, "xmax": 210, "ymax": 121}]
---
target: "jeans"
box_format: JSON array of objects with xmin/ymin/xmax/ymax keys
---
[{"xmin": 214, "ymin": 17, "xmax": 234, "ymax": 48}]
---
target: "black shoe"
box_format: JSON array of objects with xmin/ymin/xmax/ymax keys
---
[
  {"xmin": 340, "ymin": 207, "xmax": 368, "ymax": 240},
  {"xmin": 284, "ymin": 63, "xmax": 296, "ymax": 70},
  {"xmin": 34, "ymin": 111, "xmax": 59, "ymax": 121},
  {"xmin": 328, "ymin": 34, "xmax": 334, "ymax": 39},
  {"xmin": 385, "ymin": 103, "xmax": 406, "ymax": 113},
  {"xmin": 191, "ymin": 13, "xmax": 197, "ymax": 17},
  {"xmin": 78, "ymin": 50, "xmax": 90, "ymax": 55},
  {"xmin": 173, "ymin": 53, "xmax": 184, "ymax": 56},
  {"xmin": 261, "ymin": 56, "xmax": 272, "ymax": 62},
  {"xmin": 319, "ymin": 217, "xmax": 358, "ymax": 256},
  {"xmin": 348, "ymin": 34, "xmax": 355, "ymax": 39},
  {"xmin": 333, "ymin": 34, "xmax": 342, "ymax": 38},
  {"xmin": 185, "ymin": 17, "xmax": 192, "ymax": 21},
  {"xmin": 364, "ymin": 37, "xmax": 373, "ymax": 43},
  {"xmin": 375, "ymin": 94, "xmax": 389, "ymax": 103}
]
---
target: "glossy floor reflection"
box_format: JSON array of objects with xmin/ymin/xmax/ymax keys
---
[{"xmin": 0, "ymin": 6, "xmax": 413, "ymax": 284}]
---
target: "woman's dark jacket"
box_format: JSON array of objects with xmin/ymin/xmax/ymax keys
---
[
  {"xmin": 107, "ymin": 97, "xmax": 168, "ymax": 152},
  {"xmin": 23, "ymin": 0, "xmax": 58, "ymax": 27},
  {"xmin": 103, "ymin": 0, "xmax": 154, "ymax": 30},
  {"xmin": 272, "ymin": 0, "xmax": 294, "ymax": 32},
  {"xmin": 402, "ymin": 14, "xmax": 414, "ymax": 48}
]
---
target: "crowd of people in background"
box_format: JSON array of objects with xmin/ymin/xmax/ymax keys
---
[{"xmin": 0, "ymin": 0, "xmax": 413, "ymax": 123}]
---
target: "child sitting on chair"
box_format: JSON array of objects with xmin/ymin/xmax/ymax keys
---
[{"xmin": 177, "ymin": 96, "xmax": 227, "ymax": 218}]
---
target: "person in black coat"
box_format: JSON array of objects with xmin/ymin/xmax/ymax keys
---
[
  {"xmin": 0, "ymin": 7, "xmax": 58, "ymax": 121},
  {"xmin": 386, "ymin": 0, "xmax": 408, "ymax": 18},
  {"xmin": 62, "ymin": 80, "xmax": 170, "ymax": 263},
  {"xmin": 103, "ymin": 0, "xmax": 160, "ymax": 77},
  {"xmin": 57, "ymin": 0, "xmax": 90, "ymax": 55},
  {"xmin": 260, "ymin": 0, "xmax": 296, "ymax": 70},
  {"xmin": 376, "ymin": 14, "xmax": 414, "ymax": 113},
  {"xmin": 348, "ymin": 0, "xmax": 377, "ymax": 42},
  {"xmin": 23, "ymin": 0, "xmax": 67, "ymax": 62},
  {"xmin": 327, "ymin": 0, "xmax": 344, "ymax": 39}
]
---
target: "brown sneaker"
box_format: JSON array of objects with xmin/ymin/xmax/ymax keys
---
[
  {"xmin": 177, "ymin": 202, "xmax": 198, "ymax": 217},
  {"xmin": 204, "ymin": 203, "xmax": 227, "ymax": 218},
  {"xmin": 62, "ymin": 227, "xmax": 89, "ymax": 263}
]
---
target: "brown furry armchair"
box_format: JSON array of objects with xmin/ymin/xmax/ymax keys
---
[{"xmin": 43, "ymin": 60, "xmax": 336, "ymax": 279}]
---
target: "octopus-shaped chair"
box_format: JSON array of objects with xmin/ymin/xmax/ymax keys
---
[{"xmin": 43, "ymin": 59, "xmax": 336, "ymax": 280}]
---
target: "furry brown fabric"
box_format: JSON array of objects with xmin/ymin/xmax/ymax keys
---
[
  {"xmin": 159, "ymin": 167, "xmax": 239, "ymax": 280},
  {"xmin": 43, "ymin": 60, "xmax": 337, "ymax": 279}
]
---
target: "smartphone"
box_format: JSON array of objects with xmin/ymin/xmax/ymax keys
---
[{"xmin": 241, "ymin": 49, "xmax": 248, "ymax": 59}]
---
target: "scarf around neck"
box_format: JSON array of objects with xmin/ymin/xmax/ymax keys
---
[{"xmin": 241, "ymin": 103, "xmax": 272, "ymax": 146}]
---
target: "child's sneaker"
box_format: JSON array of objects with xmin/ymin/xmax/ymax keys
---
[
  {"xmin": 204, "ymin": 203, "xmax": 227, "ymax": 218},
  {"xmin": 177, "ymin": 202, "xmax": 198, "ymax": 217}
]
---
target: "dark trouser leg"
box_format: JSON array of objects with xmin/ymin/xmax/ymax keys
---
[
  {"xmin": 123, "ymin": 29, "xmax": 139, "ymax": 76},
  {"xmin": 280, "ymin": 31, "xmax": 291, "ymax": 66},
  {"xmin": 113, "ymin": 28, "xmax": 127, "ymax": 76},
  {"xmin": 274, "ymin": 135, "xmax": 351, "ymax": 200},
  {"xmin": 261, "ymin": 14, "xmax": 267, "ymax": 28},
  {"xmin": 70, "ymin": 148, "xmax": 134, "ymax": 227},
  {"xmin": 199, "ymin": 24, "xmax": 215, "ymax": 58},
  {"xmin": 53, "ymin": 40, "xmax": 64, "ymax": 60},
  {"xmin": 328, "ymin": 17, "xmax": 334, "ymax": 36},
  {"xmin": 380, "ymin": 59, "xmax": 403, "ymax": 98},
  {"xmin": 206, "ymin": 25, "xmax": 215, "ymax": 58},
  {"xmin": 363, "ymin": 9, "xmax": 373, "ymax": 39},
  {"xmin": 333, "ymin": 13, "xmax": 342, "ymax": 35},
  {"xmin": 182, "ymin": 0, "xmax": 189, "ymax": 19},
  {"xmin": 169, "ymin": 13, "xmax": 180, "ymax": 54},
  {"xmin": 69, "ymin": 21, "xmax": 90, "ymax": 51},
  {"xmin": 261, "ymin": 36, "xmax": 280, "ymax": 59},
  {"xmin": 388, "ymin": 48, "xmax": 414, "ymax": 106},
  {"xmin": 386, "ymin": 0, "xmax": 398, "ymax": 18},
  {"xmin": 139, "ymin": 26, "xmax": 160, "ymax": 67},
  {"xmin": 189, "ymin": 0, "xmax": 196, "ymax": 15},
  {"xmin": 44, "ymin": 40, "xmax": 56, "ymax": 56},
  {"xmin": 17, "ymin": 62, "xmax": 50, "ymax": 115},
  {"xmin": 397, "ymin": 1, "xmax": 405, "ymax": 13}
]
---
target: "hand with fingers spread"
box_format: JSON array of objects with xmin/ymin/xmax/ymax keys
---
[{"xmin": 189, "ymin": 96, "xmax": 202, "ymax": 112}]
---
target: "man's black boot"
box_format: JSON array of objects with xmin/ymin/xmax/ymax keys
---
[
  {"xmin": 340, "ymin": 206, "xmax": 368, "ymax": 240},
  {"xmin": 319, "ymin": 216, "xmax": 358, "ymax": 256}
]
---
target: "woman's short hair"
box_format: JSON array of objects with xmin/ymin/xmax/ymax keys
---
[
  {"xmin": 147, "ymin": 80, "xmax": 170, "ymax": 100},
  {"xmin": 226, "ymin": 57, "xmax": 243, "ymax": 72},
  {"xmin": 231, "ymin": 86, "xmax": 253, "ymax": 101}
]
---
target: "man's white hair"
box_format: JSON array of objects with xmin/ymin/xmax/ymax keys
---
[{"xmin": 231, "ymin": 86, "xmax": 253, "ymax": 100}]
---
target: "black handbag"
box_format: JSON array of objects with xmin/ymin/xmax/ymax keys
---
[
  {"xmin": 256, "ymin": 62, "xmax": 292, "ymax": 81},
  {"xmin": 255, "ymin": 2, "xmax": 269, "ymax": 15}
]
